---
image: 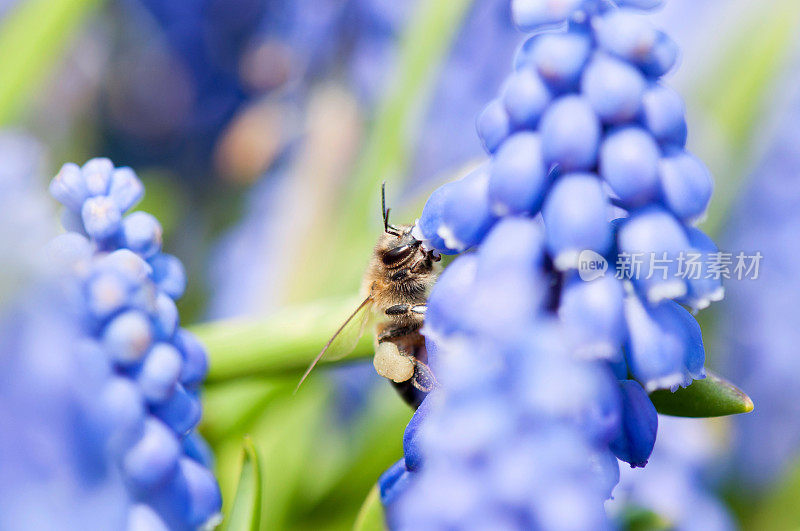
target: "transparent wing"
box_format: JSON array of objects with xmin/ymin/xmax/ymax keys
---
[{"xmin": 295, "ymin": 296, "xmax": 375, "ymax": 392}]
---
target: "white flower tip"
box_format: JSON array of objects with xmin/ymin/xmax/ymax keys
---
[
  {"xmin": 437, "ymin": 224, "xmax": 465, "ymax": 253},
  {"xmin": 645, "ymin": 372, "xmax": 685, "ymax": 393},
  {"xmin": 553, "ymin": 249, "xmax": 582, "ymax": 271},
  {"xmin": 646, "ymin": 281, "xmax": 686, "ymax": 304}
]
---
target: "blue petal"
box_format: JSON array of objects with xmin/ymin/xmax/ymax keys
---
[
  {"xmin": 153, "ymin": 293, "xmax": 178, "ymax": 339},
  {"xmin": 103, "ymin": 310, "xmax": 154, "ymax": 366},
  {"xmin": 559, "ymin": 273, "xmax": 626, "ymax": 361},
  {"xmin": 488, "ymin": 132, "xmax": 549, "ymax": 216},
  {"xmin": 378, "ymin": 458, "xmax": 412, "ymax": 507},
  {"xmin": 531, "ymin": 30, "xmax": 592, "ymax": 92},
  {"xmin": 476, "ymin": 99, "xmax": 511, "ymax": 154},
  {"xmin": 624, "ymin": 295, "xmax": 702, "ymax": 391},
  {"xmin": 593, "ymin": 10, "xmax": 658, "ymax": 65},
  {"xmin": 151, "ymin": 384, "xmax": 202, "ymax": 436},
  {"xmin": 149, "ymin": 253, "xmax": 187, "ymax": 300},
  {"xmin": 175, "ymin": 329, "xmax": 209, "ymax": 387},
  {"xmin": 658, "ymin": 149, "xmax": 713, "ymax": 222},
  {"xmin": 424, "ymin": 254, "xmax": 478, "ymax": 340},
  {"xmin": 590, "ymin": 448, "xmax": 620, "ymax": 499},
  {"xmin": 542, "ymin": 173, "xmax": 612, "ymax": 269},
  {"xmin": 540, "ymin": 96, "xmax": 601, "ymax": 171},
  {"xmin": 641, "ymin": 83, "xmax": 687, "ymax": 146},
  {"xmin": 135, "ymin": 343, "xmax": 182, "ymax": 404},
  {"xmin": 438, "ymin": 165, "xmax": 497, "ymax": 252},
  {"xmin": 610, "ymin": 380, "xmax": 658, "ymax": 468},
  {"xmin": 81, "ymin": 196, "xmax": 122, "ymax": 241},
  {"xmin": 49, "ymin": 162, "xmax": 88, "ymax": 212},
  {"xmin": 404, "ymin": 396, "xmax": 432, "ymax": 471},
  {"xmin": 122, "ymin": 418, "xmax": 180, "ymax": 491},
  {"xmin": 476, "ymin": 216, "xmax": 546, "ymax": 278},
  {"xmin": 581, "ymin": 52, "xmax": 645, "ymax": 123},
  {"xmin": 81, "ymin": 157, "xmax": 115, "ymax": 197},
  {"xmin": 511, "ymin": 0, "xmax": 584, "ymax": 32},
  {"xmin": 108, "ymin": 167, "xmax": 145, "ymax": 214},
  {"xmin": 641, "ymin": 32, "xmax": 679, "ymax": 78},
  {"xmin": 617, "ymin": 206, "xmax": 690, "ymax": 303},
  {"xmin": 502, "ymin": 68, "xmax": 552, "ymax": 128},
  {"xmin": 678, "ymin": 227, "xmax": 724, "ymax": 311},
  {"xmin": 121, "ymin": 212, "xmax": 164, "ymax": 259},
  {"xmin": 600, "ymin": 126, "xmax": 661, "ymax": 207}
]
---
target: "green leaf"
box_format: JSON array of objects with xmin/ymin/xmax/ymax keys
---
[
  {"xmin": 0, "ymin": 0, "xmax": 105, "ymax": 125},
  {"xmin": 190, "ymin": 295, "xmax": 374, "ymax": 383},
  {"xmin": 648, "ymin": 371, "xmax": 754, "ymax": 418},
  {"xmin": 223, "ymin": 437, "xmax": 263, "ymax": 531},
  {"xmin": 353, "ymin": 485, "xmax": 387, "ymax": 531}
]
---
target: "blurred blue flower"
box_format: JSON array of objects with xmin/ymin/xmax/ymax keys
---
[
  {"xmin": 0, "ymin": 133, "xmax": 132, "ymax": 530},
  {"xmin": 102, "ymin": 0, "xmax": 421, "ymax": 180},
  {"xmin": 717, "ymin": 45, "xmax": 800, "ymax": 487},
  {"xmin": 381, "ymin": 219, "xmax": 622, "ymax": 528},
  {"xmin": 608, "ymin": 416, "xmax": 734, "ymax": 531},
  {"xmin": 20, "ymin": 157, "xmax": 221, "ymax": 528}
]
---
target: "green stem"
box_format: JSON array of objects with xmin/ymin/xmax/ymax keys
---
[{"xmin": 190, "ymin": 296, "xmax": 374, "ymax": 383}]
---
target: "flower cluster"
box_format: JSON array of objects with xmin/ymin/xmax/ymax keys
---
[
  {"xmin": 47, "ymin": 159, "xmax": 221, "ymax": 528},
  {"xmin": 381, "ymin": 221, "xmax": 644, "ymax": 528},
  {"xmin": 413, "ymin": 0, "xmax": 719, "ymax": 392},
  {"xmin": 381, "ymin": 0, "xmax": 724, "ymax": 527}
]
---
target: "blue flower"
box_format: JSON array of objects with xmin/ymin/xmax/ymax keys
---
[
  {"xmin": 0, "ymin": 134, "xmax": 132, "ymax": 530},
  {"xmin": 717, "ymin": 52, "xmax": 800, "ymax": 487},
  {"xmin": 41, "ymin": 158, "xmax": 221, "ymax": 528},
  {"xmin": 388, "ymin": 0, "xmax": 725, "ymax": 525},
  {"xmin": 610, "ymin": 380, "xmax": 658, "ymax": 467}
]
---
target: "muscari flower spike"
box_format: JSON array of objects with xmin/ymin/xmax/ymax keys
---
[
  {"xmin": 47, "ymin": 158, "xmax": 221, "ymax": 529},
  {"xmin": 418, "ymin": 0, "xmax": 720, "ymax": 392},
  {"xmin": 385, "ymin": 0, "xmax": 726, "ymax": 527}
]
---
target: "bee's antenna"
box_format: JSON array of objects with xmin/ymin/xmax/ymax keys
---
[{"xmin": 381, "ymin": 181, "xmax": 401, "ymax": 237}]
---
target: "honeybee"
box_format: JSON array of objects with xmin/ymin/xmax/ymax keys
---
[{"xmin": 297, "ymin": 183, "xmax": 442, "ymax": 407}]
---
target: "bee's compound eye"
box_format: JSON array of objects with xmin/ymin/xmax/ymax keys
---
[{"xmin": 382, "ymin": 244, "xmax": 414, "ymax": 266}]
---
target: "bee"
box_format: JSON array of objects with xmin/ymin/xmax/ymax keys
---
[{"xmin": 296, "ymin": 183, "xmax": 442, "ymax": 407}]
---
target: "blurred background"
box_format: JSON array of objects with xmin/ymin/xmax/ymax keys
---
[{"xmin": 2, "ymin": 0, "xmax": 800, "ymax": 528}]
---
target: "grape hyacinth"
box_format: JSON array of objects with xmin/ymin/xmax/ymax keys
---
[
  {"xmin": 44, "ymin": 158, "xmax": 221, "ymax": 528},
  {"xmin": 417, "ymin": 0, "xmax": 719, "ymax": 392},
  {"xmin": 384, "ymin": 0, "xmax": 724, "ymax": 526}
]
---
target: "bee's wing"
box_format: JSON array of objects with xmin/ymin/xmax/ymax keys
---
[{"xmin": 295, "ymin": 295, "xmax": 375, "ymax": 392}]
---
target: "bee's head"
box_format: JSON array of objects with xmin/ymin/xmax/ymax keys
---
[
  {"xmin": 377, "ymin": 224, "xmax": 419, "ymax": 268},
  {"xmin": 379, "ymin": 182, "xmax": 439, "ymax": 269}
]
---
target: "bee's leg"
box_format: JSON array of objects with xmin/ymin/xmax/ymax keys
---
[
  {"xmin": 389, "ymin": 258, "xmax": 432, "ymax": 282},
  {"xmin": 377, "ymin": 322, "xmax": 422, "ymax": 342},
  {"xmin": 384, "ymin": 304, "xmax": 427, "ymax": 317},
  {"xmin": 388, "ymin": 359, "xmax": 436, "ymax": 408},
  {"xmin": 411, "ymin": 359, "xmax": 437, "ymax": 392}
]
